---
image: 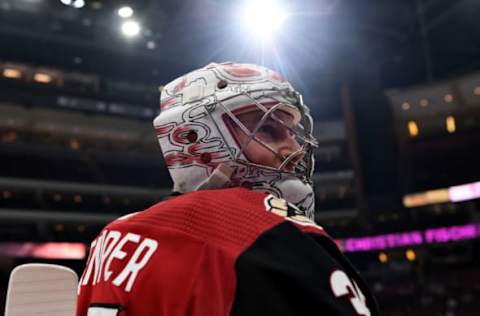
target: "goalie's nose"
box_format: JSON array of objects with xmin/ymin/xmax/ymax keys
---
[{"xmin": 279, "ymin": 138, "xmax": 304, "ymax": 172}]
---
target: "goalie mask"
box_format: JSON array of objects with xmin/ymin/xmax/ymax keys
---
[{"xmin": 153, "ymin": 62, "xmax": 318, "ymax": 219}]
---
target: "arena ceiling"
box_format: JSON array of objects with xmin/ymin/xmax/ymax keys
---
[{"xmin": 0, "ymin": 0, "xmax": 478, "ymax": 89}]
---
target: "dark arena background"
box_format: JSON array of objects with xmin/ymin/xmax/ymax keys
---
[{"xmin": 1, "ymin": 0, "xmax": 480, "ymax": 315}]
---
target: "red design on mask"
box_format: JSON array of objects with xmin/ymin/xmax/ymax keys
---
[
  {"xmin": 222, "ymin": 64, "xmax": 261, "ymax": 77},
  {"xmin": 269, "ymin": 71, "xmax": 286, "ymax": 82},
  {"xmin": 173, "ymin": 77, "xmax": 187, "ymax": 93},
  {"xmin": 164, "ymin": 151, "xmax": 225, "ymax": 168},
  {"xmin": 172, "ymin": 126, "xmax": 195, "ymax": 144},
  {"xmin": 160, "ymin": 97, "xmax": 176, "ymax": 110},
  {"xmin": 165, "ymin": 152, "xmax": 194, "ymax": 167},
  {"xmin": 155, "ymin": 124, "xmax": 175, "ymax": 137}
]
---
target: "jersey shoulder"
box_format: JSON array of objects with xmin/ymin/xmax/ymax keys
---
[{"xmin": 107, "ymin": 187, "xmax": 285, "ymax": 253}]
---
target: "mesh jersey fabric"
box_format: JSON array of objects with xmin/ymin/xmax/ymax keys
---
[{"xmin": 76, "ymin": 187, "xmax": 378, "ymax": 316}]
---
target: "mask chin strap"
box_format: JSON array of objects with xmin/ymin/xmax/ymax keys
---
[{"xmin": 194, "ymin": 163, "xmax": 234, "ymax": 191}]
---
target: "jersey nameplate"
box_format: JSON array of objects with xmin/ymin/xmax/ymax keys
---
[{"xmin": 79, "ymin": 230, "xmax": 158, "ymax": 293}]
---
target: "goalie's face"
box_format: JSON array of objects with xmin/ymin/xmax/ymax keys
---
[{"xmin": 226, "ymin": 107, "xmax": 305, "ymax": 173}]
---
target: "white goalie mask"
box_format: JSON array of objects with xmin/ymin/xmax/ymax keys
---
[{"xmin": 153, "ymin": 62, "xmax": 318, "ymax": 219}]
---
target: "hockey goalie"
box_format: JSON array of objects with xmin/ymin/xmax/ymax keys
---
[{"xmin": 76, "ymin": 62, "xmax": 378, "ymax": 316}]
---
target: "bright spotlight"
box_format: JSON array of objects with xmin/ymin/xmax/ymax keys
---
[
  {"xmin": 121, "ymin": 20, "xmax": 141, "ymax": 37},
  {"xmin": 61, "ymin": 0, "xmax": 84, "ymax": 8},
  {"xmin": 242, "ymin": 0, "xmax": 288, "ymax": 39},
  {"xmin": 73, "ymin": 0, "xmax": 85, "ymax": 9},
  {"xmin": 118, "ymin": 6, "xmax": 134, "ymax": 18}
]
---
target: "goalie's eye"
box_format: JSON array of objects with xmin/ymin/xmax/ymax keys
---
[
  {"xmin": 257, "ymin": 123, "xmax": 282, "ymax": 142},
  {"xmin": 256, "ymin": 121, "xmax": 294, "ymax": 143}
]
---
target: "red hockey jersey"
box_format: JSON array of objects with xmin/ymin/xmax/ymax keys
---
[{"xmin": 77, "ymin": 187, "xmax": 378, "ymax": 316}]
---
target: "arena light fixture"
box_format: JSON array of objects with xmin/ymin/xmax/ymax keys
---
[
  {"xmin": 401, "ymin": 102, "xmax": 410, "ymax": 111},
  {"xmin": 33, "ymin": 72, "xmax": 53, "ymax": 84},
  {"xmin": 118, "ymin": 6, "xmax": 133, "ymax": 18},
  {"xmin": 419, "ymin": 98, "xmax": 429, "ymax": 107},
  {"xmin": 72, "ymin": 0, "xmax": 85, "ymax": 9},
  {"xmin": 60, "ymin": 0, "xmax": 84, "ymax": 8},
  {"xmin": 242, "ymin": 0, "xmax": 288, "ymax": 39},
  {"xmin": 378, "ymin": 252, "xmax": 388, "ymax": 263},
  {"xmin": 2, "ymin": 68, "xmax": 22, "ymax": 79},
  {"xmin": 446, "ymin": 115, "xmax": 456, "ymax": 133},
  {"xmin": 405, "ymin": 249, "xmax": 416, "ymax": 261},
  {"xmin": 407, "ymin": 120, "xmax": 419, "ymax": 137},
  {"xmin": 444, "ymin": 94, "xmax": 453, "ymax": 103},
  {"xmin": 121, "ymin": 20, "xmax": 141, "ymax": 37},
  {"xmin": 146, "ymin": 40, "xmax": 156, "ymax": 49}
]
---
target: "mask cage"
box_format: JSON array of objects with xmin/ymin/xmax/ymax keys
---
[{"xmin": 206, "ymin": 88, "xmax": 318, "ymax": 184}]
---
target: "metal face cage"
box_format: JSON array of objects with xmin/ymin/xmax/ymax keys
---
[{"xmin": 208, "ymin": 87, "xmax": 318, "ymax": 185}]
